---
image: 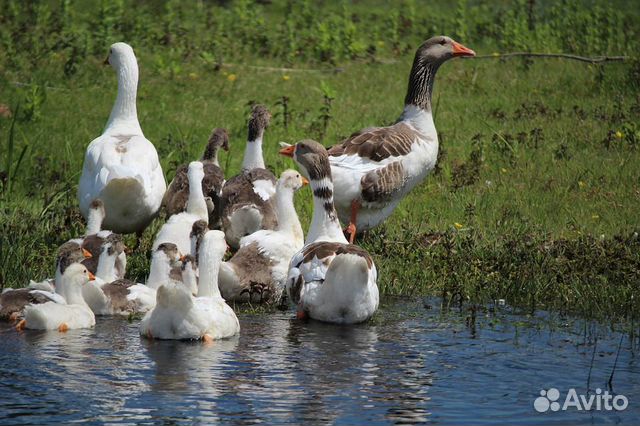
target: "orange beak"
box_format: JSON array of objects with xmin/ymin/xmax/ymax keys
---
[
  {"xmin": 452, "ymin": 41, "xmax": 476, "ymax": 57},
  {"xmin": 180, "ymin": 255, "xmax": 186, "ymax": 262},
  {"xmin": 279, "ymin": 145, "xmax": 295, "ymax": 157},
  {"xmin": 88, "ymin": 272, "xmax": 96, "ymax": 281},
  {"xmin": 301, "ymin": 177, "xmax": 309, "ymax": 186},
  {"xmin": 82, "ymin": 248, "xmax": 92, "ymax": 259}
]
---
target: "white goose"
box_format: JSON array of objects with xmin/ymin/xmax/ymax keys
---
[
  {"xmin": 152, "ymin": 161, "xmax": 208, "ymax": 256},
  {"xmin": 140, "ymin": 230, "xmax": 240, "ymax": 341},
  {"xmin": 325, "ymin": 36, "xmax": 475, "ymax": 242},
  {"xmin": 78, "ymin": 42, "xmax": 166, "ymax": 237},
  {"xmin": 16, "ymin": 263, "xmax": 96, "ymax": 332},
  {"xmin": 279, "ymin": 140, "xmax": 379, "ymax": 324},
  {"xmin": 218, "ymin": 169, "xmax": 308, "ymax": 304},
  {"xmin": 220, "ymin": 105, "xmax": 277, "ymax": 249}
]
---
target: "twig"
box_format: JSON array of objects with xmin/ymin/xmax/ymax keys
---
[
  {"xmin": 466, "ymin": 52, "xmax": 628, "ymax": 64},
  {"xmin": 607, "ymin": 334, "xmax": 625, "ymax": 392}
]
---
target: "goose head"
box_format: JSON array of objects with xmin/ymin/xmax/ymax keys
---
[
  {"xmin": 60, "ymin": 263, "xmax": 96, "ymax": 299},
  {"xmin": 203, "ymin": 128, "xmax": 230, "ymax": 161},
  {"xmin": 105, "ymin": 42, "xmax": 137, "ymax": 68},
  {"xmin": 57, "ymin": 241, "xmax": 92, "ymax": 273},
  {"xmin": 247, "ymin": 104, "xmax": 271, "ymax": 142},
  {"xmin": 278, "ymin": 169, "xmax": 309, "ymax": 192},
  {"xmin": 415, "ymin": 36, "xmax": 475, "ymax": 65},
  {"xmin": 179, "ymin": 254, "xmax": 199, "ymax": 296},
  {"xmin": 279, "ymin": 140, "xmax": 331, "ymax": 182},
  {"xmin": 155, "ymin": 242, "xmax": 181, "ymax": 265}
]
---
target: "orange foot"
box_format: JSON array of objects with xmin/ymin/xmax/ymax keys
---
[
  {"xmin": 15, "ymin": 319, "xmax": 26, "ymax": 331},
  {"xmin": 296, "ymin": 310, "xmax": 309, "ymax": 320},
  {"xmin": 146, "ymin": 329, "xmax": 154, "ymax": 340},
  {"xmin": 58, "ymin": 323, "xmax": 69, "ymax": 332},
  {"xmin": 202, "ymin": 334, "xmax": 214, "ymax": 345},
  {"xmin": 344, "ymin": 223, "xmax": 357, "ymax": 244},
  {"xmin": 9, "ymin": 312, "xmax": 20, "ymax": 324}
]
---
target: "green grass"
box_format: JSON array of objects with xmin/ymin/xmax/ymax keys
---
[{"xmin": 1, "ymin": 0, "xmax": 639, "ymax": 323}]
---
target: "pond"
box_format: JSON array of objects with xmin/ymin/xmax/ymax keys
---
[{"xmin": 0, "ymin": 298, "xmax": 638, "ymax": 425}]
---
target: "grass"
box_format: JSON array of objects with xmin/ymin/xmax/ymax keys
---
[{"xmin": 0, "ymin": 0, "xmax": 639, "ymax": 323}]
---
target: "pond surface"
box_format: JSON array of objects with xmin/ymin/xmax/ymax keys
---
[{"xmin": 0, "ymin": 298, "xmax": 638, "ymax": 425}]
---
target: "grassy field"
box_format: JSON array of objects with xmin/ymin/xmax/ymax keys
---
[{"xmin": 1, "ymin": 0, "xmax": 639, "ymax": 322}]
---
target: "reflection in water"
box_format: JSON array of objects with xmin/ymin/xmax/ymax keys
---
[{"xmin": 1, "ymin": 299, "xmax": 639, "ymax": 425}]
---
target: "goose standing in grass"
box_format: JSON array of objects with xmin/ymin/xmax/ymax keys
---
[
  {"xmin": 279, "ymin": 140, "xmax": 378, "ymax": 324},
  {"xmin": 152, "ymin": 162, "xmax": 208, "ymax": 256},
  {"xmin": 140, "ymin": 230, "xmax": 240, "ymax": 341},
  {"xmin": 163, "ymin": 128, "xmax": 229, "ymax": 228},
  {"xmin": 16, "ymin": 263, "xmax": 96, "ymax": 332},
  {"xmin": 218, "ymin": 169, "xmax": 308, "ymax": 304},
  {"xmin": 324, "ymin": 36, "xmax": 475, "ymax": 242},
  {"xmin": 78, "ymin": 42, "xmax": 166, "ymax": 238},
  {"xmin": 81, "ymin": 236, "xmax": 156, "ymax": 315},
  {"xmin": 220, "ymin": 105, "xmax": 277, "ymax": 248}
]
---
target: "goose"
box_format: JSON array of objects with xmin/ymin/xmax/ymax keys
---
[
  {"xmin": 152, "ymin": 161, "xmax": 208, "ymax": 256},
  {"xmin": 324, "ymin": 36, "xmax": 475, "ymax": 242},
  {"xmin": 78, "ymin": 42, "xmax": 166, "ymax": 238},
  {"xmin": 81, "ymin": 236, "xmax": 156, "ymax": 315},
  {"xmin": 77, "ymin": 199, "xmax": 127, "ymax": 279},
  {"xmin": 140, "ymin": 230, "xmax": 240, "ymax": 341},
  {"xmin": 163, "ymin": 128, "xmax": 229, "ymax": 228},
  {"xmin": 16, "ymin": 263, "xmax": 96, "ymax": 332},
  {"xmin": 279, "ymin": 140, "xmax": 379, "ymax": 324},
  {"xmin": 220, "ymin": 105, "xmax": 278, "ymax": 248},
  {"xmin": 218, "ymin": 169, "xmax": 308, "ymax": 304},
  {"xmin": 24, "ymin": 240, "xmax": 92, "ymax": 294}
]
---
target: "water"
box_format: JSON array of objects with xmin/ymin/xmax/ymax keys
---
[{"xmin": 1, "ymin": 298, "xmax": 638, "ymax": 425}]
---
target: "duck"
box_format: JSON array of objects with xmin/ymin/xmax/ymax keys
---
[
  {"xmin": 323, "ymin": 36, "xmax": 475, "ymax": 242},
  {"xmin": 140, "ymin": 230, "xmax": 240, "ymax": 341},
  {"xmin": 81, "ymin": 236, "xmax": 156, "ymax": 315},
  {"xmin": 218, "ymin": 169, "xmax": 308, "ymax": 304},
  {"xmin": 279, "ymin": 140, "xmax": 379, "ymax": 324},
  {"xmin": 220, "ymin": 105, "xmax": 278, "ymax": 248},
  {"xmin": 16, "ymin": 263, "xmax": 97, "ymax": 332},
  {"xmin": 152, "ymin": 161, "xmax": 208, "ymax": 256},
  {"xmin": 163, "ymin": 128, "xmax": 229, "ymax": 228},
  {"xmin": 78, "ymin": 42, "xmax": 166, "ymax": 237}
]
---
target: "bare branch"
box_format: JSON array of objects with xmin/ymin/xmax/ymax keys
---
[{"xmin": 466, "ymin": 52, "xmax": 628, "ymax": 64}]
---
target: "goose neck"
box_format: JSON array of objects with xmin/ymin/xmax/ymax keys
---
[
  {"xmin": 187, "ymin": 167, "xmax": 207, "ymax": 220},
  {"xmin": 403, "ymin": 58, "xmax": 440, "ymax": 113},
  {"xmin": 275, "ymin": 187, "xmax": 303, "ymax": 243},
  {"xmin": 96, "ymin": 251, "xmax": 118, "ymax": 282},
  {"xmin": 306, "ymin": 178, "xmax": 347, "ymax": 244},
  {"xmin": 198, "ymin": 247, "xmax": 223, "ymax": 298},
  {"xmin": 147, "ymin": 252, "xmax": 171, "ymax": 288},
  {"xmin": 86, "ymin": 209, "xmax": 104, "ymax": 236},
  {"xmin": 105, "ymin": 58, "xmax": 142, "ymax": 134},
  {"xmin": 241, "ymin": 134, "xmax": 265, "ymax": 170}
]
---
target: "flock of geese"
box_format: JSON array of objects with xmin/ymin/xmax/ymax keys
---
[{"xmin": 1, "ymin": 36, "xmax": 475, "ymax": 342}]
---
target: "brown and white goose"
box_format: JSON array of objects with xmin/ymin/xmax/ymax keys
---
[
  {"xmin": 279, "ymin": 140, "xmax": 379, "ymax": 324},
  {"xmin": 162, "ymin": 128, "xmax": 229, "ymax": 228},
  {"xmin": 325, "ymin": 36, "xmax": 475, "ymax": 242},
  {"xmin": 220, "ymin": 105, "xmax": 278, "ymax": 249},
  {"xmin": 218, "ymin": 169, "xmax": 308, "ymax": 304}
]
